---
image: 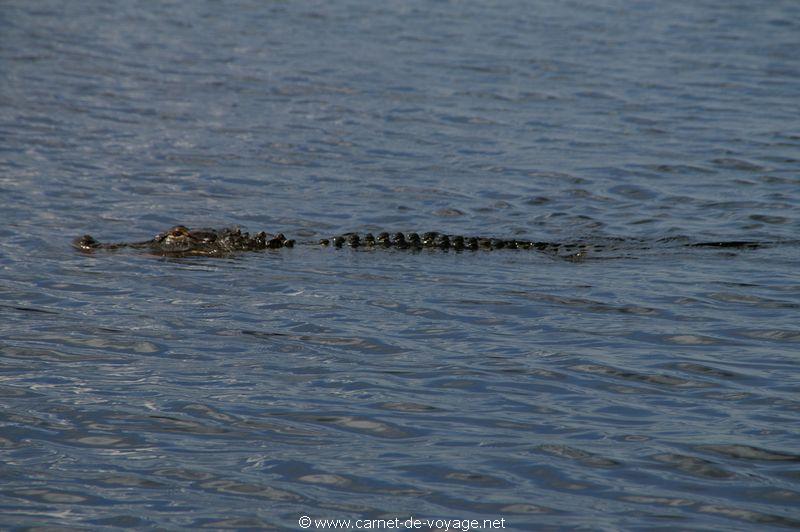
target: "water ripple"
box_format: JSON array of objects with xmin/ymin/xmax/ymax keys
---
[{"xmin": 2, "ymin": 0, "xmax": 799, "ymax": 529}]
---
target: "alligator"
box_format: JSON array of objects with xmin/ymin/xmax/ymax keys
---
[{"xmin": 72, "ymin": 225, "xmax": 774, "ymax": 259}]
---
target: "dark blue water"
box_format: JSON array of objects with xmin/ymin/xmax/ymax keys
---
[{"xmin": 1, "ymin": 1, "xmax": 799, "ymax": 529}]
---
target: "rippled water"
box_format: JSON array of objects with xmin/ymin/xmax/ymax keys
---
[{"xmin": 2, "ymin": 0, "xmax": 799, "ymax": 529}]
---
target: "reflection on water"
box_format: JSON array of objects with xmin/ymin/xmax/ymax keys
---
[{"xmin": 2, "ymin": 0, "xmax": 799, "ymax": 529}]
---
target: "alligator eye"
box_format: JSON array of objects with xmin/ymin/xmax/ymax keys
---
[{"xmin": 170, "ymin": 226, "xmax": 190, "ymax": 237}]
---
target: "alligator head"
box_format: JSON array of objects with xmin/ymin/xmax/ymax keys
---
[{"xmin": 72, "ymin": 225, "xmax": 294, "ymax": 256}]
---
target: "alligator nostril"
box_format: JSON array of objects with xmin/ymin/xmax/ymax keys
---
[{"xmin": 73, "ymin": 235, "xmax": 100, "ymax": 250}]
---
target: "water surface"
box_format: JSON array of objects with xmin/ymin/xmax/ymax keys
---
[{"xmin": 1, "ymin": 1, "xmax": 799, "ymax": 529}]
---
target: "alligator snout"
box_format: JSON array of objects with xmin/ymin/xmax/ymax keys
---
[{"xmin": 72, "ymin": 234, "xmax": 101, "ymax": 251}]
